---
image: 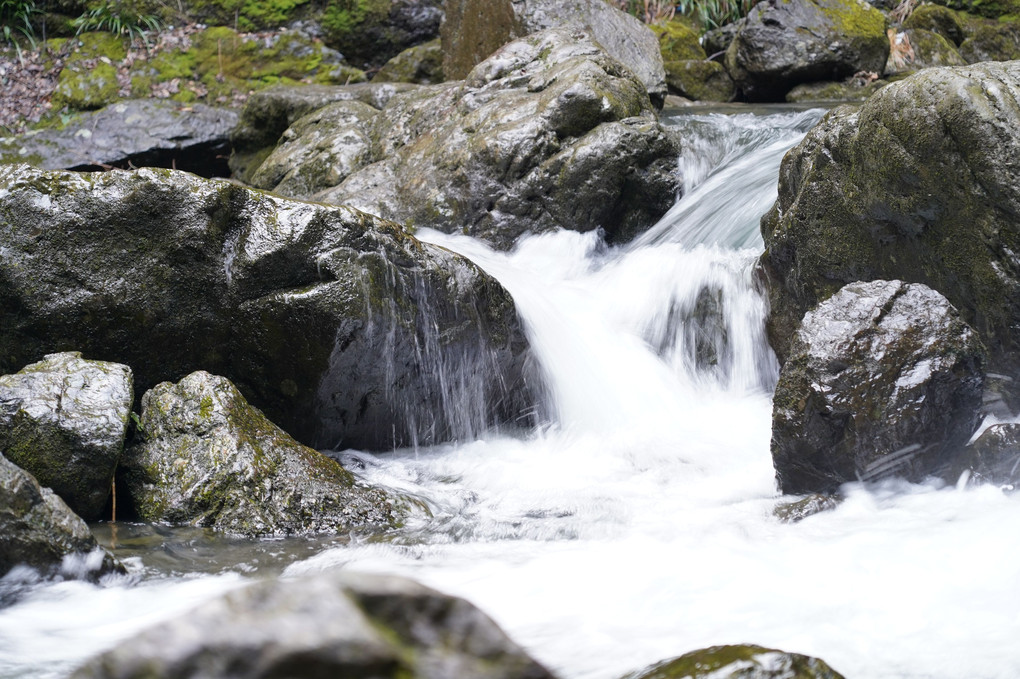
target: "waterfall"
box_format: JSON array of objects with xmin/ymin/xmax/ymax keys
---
[{"xmin": 5, "ymin": 107, "xmax": 1020, "ymax": 679}]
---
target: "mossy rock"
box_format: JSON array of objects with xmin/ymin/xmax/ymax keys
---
[
  {"xmin": 372, "ymin": 37, "xmax": 443, "ymax": 84},
  {"xmin": 786, "ymin": 77, "xmax": 888, "ymax": 102},
  {"xmin": 624, "ymin": 645, "xmax": 846, "ymax": 679},
  {"xmin": 653, "ymin": 19, "xmax": 707, "ymax": 62},
  {"xmin": 903, "ymin": 3, "xmax": 967, "ymax": 44},
  {"xmin": 322, "ymin": 0, "xmax": 443, "ymax": 69},
  {"xmin": 52, "ymin": 59, "xmax": 121, "ymax": 110},
  {"xmin": 885, "ymin": 28, "xmax": 965, "ymax": 74},
  {"xmin": 958, "ymin": 19, "xmax": 1020, "ymax": 61},
  {"xmin": 663, "ymin": 59, "xmax": 734, "ymax": 101},
  {"xmin": 929, "ymin": 0, "xmax": 1020, "ymax": 19},
  {"xmin": 66, "ymin": 30, "xmax": 129, "ymax": 61}
]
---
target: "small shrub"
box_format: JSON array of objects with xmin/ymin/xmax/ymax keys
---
[
  {"xmin": 676, "ymin": 0, "xmax": 761, "ymax": 30},
  {"xmin": 71, "ymin": 2, "xmax": 161, "ymax": 45}
]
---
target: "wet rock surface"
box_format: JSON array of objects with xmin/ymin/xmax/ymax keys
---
[
  {"xmin": 70, "ymin": 570, "xmax": 556, "ymax": 679},
  {"xmin": 0, "ymin": 99, "xmax": 238, "ymax": 177},
  {"xmin": 624, "ymin": 644, "xmax": 846, "ymax": 679},
  {"xmin": 951, "ymin": 423, "xmax": 1020, "ymax": 487},
  {"xmin": 771, "ymin": 280, "xmax": 984, "ymax": 494},
  {"xmin": 725, "ymin": 0, "xmax": 889, "ymax": 101},
  {"xmin": 441, "ymin": 0, "xmax": 667, "ymax": 106},
  {"xmin": 253, "ymin": 28, "xmax": 680, "ymax": 249},
  {"xmin": 0, "ymin": 453, "xmax": 123, "ymax": 581},
  {"xmin": 759, "ymin": 61, "xmax": 1020, "ymax": 405},
  {"xmin": 120, "ymin": 372, "xmax": 399, "ymax": 536},
  {"xmin": 0, "ymin": 352, "xmax": 133, "ymax": 521},
  {"xmin": 0, "ymin": 164, "xmax": 533, "ymax": 450}
]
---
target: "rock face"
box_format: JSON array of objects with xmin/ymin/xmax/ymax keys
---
[
  {"xmin": 771, "ymin": 281, "xmax": 984, "ymax": 494},
  {"xmin": 373, "ymin": 38, "xmax": 444, "ymax": 84},
  {"xmin": 0, "ymin": 100, "xmax": 238, "ymax": 177},
  {"xmin": 0, "ymin": 164, "xmax": 533, "ymax": 451},
  {"xmin": 625, "ymin": 644, "xmax": 845, "ymax": 679},
  {"xmin": 725, "ymin": 0, "xmax": 889, "ymax": 101},
  {"xmin": 885, "ymin": 29, "xmax": 965, "ymax": 75},
  {"xmin": 70, "ymin": 570, "xmax": 556, "ymax": 679},
  {"xmin": 120, "ymin": 372, "xmax": 398, "ymax": 536},
  {"xmin": 0, "ymin": 352, "xmax": 133, "ymax": 521},
  {"xmin": 951, "ymin": 424, "xmax": 1020, "ymax": 487},
  {"xmin": 759, "ymin": 62, "xmax": 1020, "ymax": 405},
  {"xmin": 0, "ymin": 453, "xmax": 123, "ymax": 580},
  {"xmin": 249, "ymin": 28, "xmax": 680, "ymax": 249},
  {"xmin": 441, "ymin": 0, "xmax": 667, "ymax": 106},
  {"xmin": 323, "ymin": 0, "xmax": 444, "ymax": 70}
]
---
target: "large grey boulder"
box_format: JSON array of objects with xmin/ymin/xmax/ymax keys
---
[
  {"xmin": 120, "ymin": 372, "xmax": 399, "ymax": 536},
  {"xmin": 0, "ymin": 352, "xmax": 132, "ymax": 521},
  {"xmin": 725, "ymin": 0, "xmax": 889, "ymax": 101},
  {"xmin": 759, "ymin": 62, "xmax": 1020, "ymax": 408},
  {"xmin": 624, "ymin": 644, "xmax": 845, "ymax": 679},
  {"xmin": 0, "ymin": 164, "xmax": 533, "ymax": 451},
  {"xmin": 0, "ymin": 100, "xmax": 237, "ymax": 177},
  {"xmin": 0, "ymin": 453, "xmax": 123, "ymax": 580},
  {"xmin": 252, "ymin": 28, "xmax": 680, "ymax": 249},
  {"xmin": 71, "ymin": 570, "xmax": 556, "ymax": 679},
  {"xmin": 771, "ymin": 280, "xmax": 984, "ymax": 494},
  {"xmin": 441, "ymin": 0, "xmax": 667, "ymax": 107}
]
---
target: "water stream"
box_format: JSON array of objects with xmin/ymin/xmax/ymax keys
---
[{"xmin": 3, "ymin": 107, "xmax": 1020, "ymax": 679}]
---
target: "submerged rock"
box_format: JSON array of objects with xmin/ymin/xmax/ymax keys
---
[
  {"xmin": 441, "ymin": 0, "xmax": 667, "ymax": 106},
  {"xmin": 771, "ymin": 280, "xmax": 984, "ymax": 494},
  {"xmin": 0, "ymin": 99, "xmax": 238, "ymax": 177},
  {"xmin": 951, "ymin": 424, "xmax": 1020, "ymax": 488},
  {"xmin": 0, "ymin": 164, "xmax": 533, "ymax": 450},
  {"xmin": 624, "ymin": 644, "xmax": 845, "ymax": 678},
  {"xmin": 0, "ymin": 453, "xmax": 123, "ymax": 580},
  {"xmin": 725, "ymin": 0, "xmax": 889, "ymax": 101},
  {"xmin": 70, "ymin": 570, "xmax": 556, "ymax": 679},
  {"xmin": 0, "ymin": 352, "xmax": 132, "ymax": 521},
  {"xmin": 256, "ymin": 28, "xmax": 680, "ymax": 249},
  {"xmin": 120, "ymin": 372, "xmax": 399, "ymax": 536},
  {"xmin": 759, "ymin": 61, "xmax": 1020, "ymax": 407}
]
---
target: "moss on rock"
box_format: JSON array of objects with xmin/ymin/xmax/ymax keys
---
[
  {"xmin": 625, "ymin": 645, "xmax": 845, "ymax": 679},
  {"xmin": 652, "ymin": 19, "xmax": 707, "ymax": 62},
  {"xmin": 664, "ymin": 59, "xmax": 734, "ymax": 101}
]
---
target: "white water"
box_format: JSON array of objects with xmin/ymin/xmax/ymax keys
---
[{"xmin": 3, "ymin": 108, "xmax": 1020, "ymax": 679}]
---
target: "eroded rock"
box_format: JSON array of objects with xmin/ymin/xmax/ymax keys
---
[
  {"xmin": 771, "ymin": 281, "xmax": 984, "ymax": 494},
  {"xmin": 0, "ymin": 352, "xmax": 132, "ymax": 521},
  {"xmin": 625, "ymin": 644, "xmax": 845, "ymax": 679},
  {"xmin": 70, "ymin": 570, "xmax": 556, "ymax": 679}
]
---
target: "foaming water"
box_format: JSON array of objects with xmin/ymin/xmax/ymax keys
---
[{"xmin": 3, "ymin": 107, "xmax": 1020, "ymax": 679}]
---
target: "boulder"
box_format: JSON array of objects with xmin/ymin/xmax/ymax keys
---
[
  {"xmin": 951, "ymin": 423, "xmax": 1020, "ymax": 487},
  {"xmin": 228, "ymin": 82, "xmax": 418, "ymax": 182},
  {"xmin": 884, "ymin": 29, "xmax": 965, "ymax": 75},
  {"xmin": 0, "ymin": 99, "xmax": 238, "ymax": 177},
  {"xmin": 624, "ymin": 644, "xmax": 845, "ymax": 679},
  {"xmin": 725, "ymin": 0, "xmax": 889, "ymax": 101},
  {"xmin": 654, "ymin": 19, "xmax": 707, "ymax": 62},
  {"xmin": 958, "ymin": 21, "xmax": 1020, "ymax": 63},
  {"xmin": 257, "ymin": 29, "xmax": 680, "ymax": 249},
  {"xmin": 0, "ymin": 164, "xmax": 533, "ymax": 450},
  {"xmin": 322, "ymin": 0, "xmax": 444, "ymax": 70},
  {"xmin": 759, "ymin": 61, "xmax": 1020, "ymax": 406},
  {"xmin": 441, "ymin": 0, "xmax": 668, "ymax": 107},
  {"xmin": 927, "ymin": 0, "xmax": 1020, "ymax": 19},
  {"xmin": 785, "ymin": 77, "xmax": 887, "ymax": 102},
  {"xmin": 70, "ymin": 570, "xmax": 556, "ymax": 679},
  {"xmin": 902, "ymin": 4, "xmax": 966, "ymax": 45},
  {"xmin": 372, "ymin": 38, "xmax": 445, "ymax": 84},
  {"xmin": 665, "ymin": 60, "xmax": 736, "ymax": 102},
  {"xmin": 119, "ymin": 372, "xmax": 399, "ymax": 536},
  {"xmin": 0, "ymin": 453, "xmax": 123, "ymax": 580},
  {"xmin": 703, "ymin": 20, "xmax": 743, "ymax": 58},
  {"xmin": 0, "ymin": 352, "xmax": 132, "ymax": 521},
  {"xmin": 771, "ymin": 280, "xmax": 984, "ymax": 494}
]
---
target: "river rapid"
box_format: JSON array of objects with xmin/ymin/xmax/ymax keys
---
[{"xmin": 2, "ymin": 107, "xmax": 1019, "ymax": 679}]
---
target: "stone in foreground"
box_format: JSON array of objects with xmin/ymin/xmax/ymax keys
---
[
  {"xmin": 0, "ymin": 352, "xmax": 133, "ymax": 521},
  {"xmin": 0, "ymin": 453, "xmax": 123, "ymax": 580},
  {"xmin": 624, "ymin": 644, "xmax": 845, "ymax": 678},
  {"xmin": 120, "ymin": 372, "xmax": 400, "ymax": 537},
  {"xmin": 771, "ymin": 281, "xmax": 983, "ymax": 494},
  {"xmin": 71, "ymin": 570, "xmax": 556, "ymax": 679}
]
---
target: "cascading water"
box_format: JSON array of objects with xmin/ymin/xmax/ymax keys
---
[{"xmin": 4, "ymin": 107, "xmax": 1020, "ymax": 679}]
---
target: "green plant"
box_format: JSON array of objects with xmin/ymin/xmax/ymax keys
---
[
  {"xmin": 1, "ymin": 0, "xmax": 39, "ymax": 59},
  {"xmin": 72, "ymin": 2, "xmax": 161, "ymax": 46},
  {"xmin": 676, "ymin": 0, "xmax": 761, "ymax": 30}
]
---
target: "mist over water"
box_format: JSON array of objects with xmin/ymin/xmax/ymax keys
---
[{"xmin": 3, "ymin": 107, "xmax": 1020, "ymax": 679}]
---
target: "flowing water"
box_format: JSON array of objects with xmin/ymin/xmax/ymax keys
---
[{"xmin": 3, "ymin": 107, "xmax": 1020, "ymax": 679}]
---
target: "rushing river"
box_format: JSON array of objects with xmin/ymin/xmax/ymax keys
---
[{"xmin": 3, "ymin": 107, "xmax": 1020, "ymax": 679}]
